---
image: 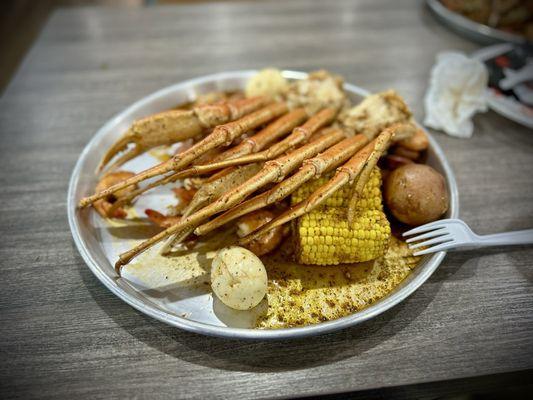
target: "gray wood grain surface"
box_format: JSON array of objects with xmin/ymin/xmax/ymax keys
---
[{"xmin": 1, "ymin": 0, "xmax": 532, "ymax": 398}]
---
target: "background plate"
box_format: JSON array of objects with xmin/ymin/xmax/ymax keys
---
[
  {"xmin": 68, "ymin": 70, "xmax": 459, "ymax": 339},
  {"xmin": 426, "ymin": 0, "xmax": 527, "ymax": 45}
]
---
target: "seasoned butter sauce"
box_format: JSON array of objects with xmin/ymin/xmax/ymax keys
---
[
  {"xmin": 258, "ymin": 237, "xmax": 418, "ymax": 328},
  {"xmin": 122, "ymin": 228, "xmax": 418, "ymax": 329}
]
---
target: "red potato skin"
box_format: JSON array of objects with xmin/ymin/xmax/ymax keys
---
[
  {"xmin": 384, "ymin": 164, "xmax": 448, "ymax": 226},
  {"xmin": 145, "ymin": 209, "xmax": 181, "ymax": 228}
]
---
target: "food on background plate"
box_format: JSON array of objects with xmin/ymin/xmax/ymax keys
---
[
  {"xmin": 79, "ymin": 69, "xmax": 449, "ymax": 326},
  {"xmin": 441, "ymin": 0, "xmax": 533, "ymax": 41}
]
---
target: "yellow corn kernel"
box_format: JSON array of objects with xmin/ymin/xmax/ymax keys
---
[{"xmin": 293, "ymin": 168, "xmax": 391, "ymax": 265}]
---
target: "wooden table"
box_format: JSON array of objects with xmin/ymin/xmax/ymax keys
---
[{"xmin": 1, "ymin": 0, "xmax": 532, "ymax": 398}]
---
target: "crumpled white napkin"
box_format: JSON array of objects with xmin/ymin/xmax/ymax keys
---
[{"xmin": 424, "ymin": 52, "xmax": 488, "ymax": 138}]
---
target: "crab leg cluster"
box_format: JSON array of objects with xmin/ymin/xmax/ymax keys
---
[
  {"xmin": 168, "ymin": 107, "xmax": 337, "ymax": 181},
  {"xmin": 79, "ymin": 101, "xmax": 288, "ymax": 208},
  {"xmin": 79, "ymin": 86, "xmax": 414, "ymax": 274},
  {"xmin": 195, "ymin": 133, "xmax": 369, "ymax": 236},
  {"xmin": 174, "ymin": 108, "xmax": 310, "ymax": 178},
  {"xmin": 114, "ymin": 128, "xmax": 346, "ymax": 270},
  {"xmin": 99, "ymin": 96, "xmax": 271, "ymax": 172},
  {"xmin": 108, "ymin": 108, "xmax": 307, "ymax": 214},
  {"xmin": 113, "ymin": 125, "xmax": 399, "ymax": 271},
  {"xmin": 203, "ymin": 108, "xmax": 338, "ymax": 168}
]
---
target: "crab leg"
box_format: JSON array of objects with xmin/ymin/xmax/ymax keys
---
[
  {"xmin": 182, "ymin": 129, "xmax": 345, "ymax": 224},
  {"xmin": 111, "ymin": 108, "xmax": 308, "ymax": 212},
  {"xmin": 171, "ymin": 107, "xmax": 337, "ymax": 179},
  {"xmin": 346, "ymin": 124, "xmax": 397, "ymax": 222},
  {"xmin": 260, "ymin": 108, "xmax": 338, "ymax": 157},
  {"xmin": 99, "ymin": 96, "xmax": 271, "ymax": 171},
  {"xmin": 195, "ymin": 133, "xmax": 369, "ymax": 236},
  {"xmin": 79, "ymin": 102, "xmax": 288, "ymax": 208},
  {"xmin": 114, "ymin": 128, "xmax": 346, "ymax": 271},
  {"xmin": 212, "ymin": 108, "xmax": 308, "ymax": 163},
  {"xmin": 178, "ymin": 163, "xmax": 263, "ymax": 218},
  {"xmin": 239, "ymin": 128, "xmax": 395, "ymax": 245},
  {"xmin": 107, "ymin": 172, "xmax": 180, "ymax": 216}
]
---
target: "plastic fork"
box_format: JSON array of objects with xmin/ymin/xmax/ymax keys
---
[{"xmin": 403, "ymin": 218, "xmax": 533, "ymax": 256}]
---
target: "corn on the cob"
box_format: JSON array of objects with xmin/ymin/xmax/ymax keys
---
[{"xmin": 292, "ymin": 168, "xmax": 391, "ymax": 265}]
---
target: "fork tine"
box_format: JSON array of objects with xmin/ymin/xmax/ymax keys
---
[
  {"xmin": 413, "ymin": 241, "xmax": 455, "ymax": 256},
  {"xmin": 403, "ymin": 220, "xmax": 447, "ymax": 236},
  {"xmin": 405, "ymin": 228, "xmax": 448, "ymax": 243},
  {"xmin": 408, "ymin": 234, "xmax": 453, "ymax": 249}
]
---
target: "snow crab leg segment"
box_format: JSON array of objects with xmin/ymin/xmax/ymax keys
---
[
  {"xmin": 99, "ymin": 96, "xmax": 271, "ymax": 171},
  {"xmin": 79, "ymin": 102, "xmax": 288, "ymax": 208},
  {"xmin": 171, "ymin": 108, "xmax": 308, "ymax": 180},
  {"xmin": 114, "ymin": 128, "xmax": 345, "ymax": 272},
  {"xmin": 180, "ymin": 163, "xmax": 262, "ymax": 218},
  {"xmin": 191, "ymin": 107, "xmax": 338, "ymax": 171},
  {"xmin": 195, "ymin": 133, "xmax": 369, "ymax": 236},
  {"xmin": 212, "ymin": 108, "xmax": 308, "ymax": 162},
  {"xmin": 204, "ymin": 128, "xmax": 346, "ymax": 213},
  {"xmin": 239, "ymin": 129, "xmax": 394, "ymax": 245},
  {"xmin": 347, "ymin": 125, "xmax": 396, "ymax": 222},
  {"xmin": 262, "ymin": 107, "xmax": 338, "ymax": 158}
]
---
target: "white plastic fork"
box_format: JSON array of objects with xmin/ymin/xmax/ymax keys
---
[{"xmin": 403, "ymin": 218, "xmax": 533, "ymax": 256}]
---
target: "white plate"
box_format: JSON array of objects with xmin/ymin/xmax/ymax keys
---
[{"xmin": 68, "ymin": 70, "xmax": 459, "ymax": 339}]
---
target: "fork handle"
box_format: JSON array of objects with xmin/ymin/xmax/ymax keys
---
[{"xmin": 477, "ymin": 229, "xmax": 533, "ymax": 247}]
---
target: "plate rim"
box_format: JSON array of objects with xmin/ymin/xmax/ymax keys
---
[{"xmin": 68, "ymin": 70, "xmax": 459, "ymax": 340}]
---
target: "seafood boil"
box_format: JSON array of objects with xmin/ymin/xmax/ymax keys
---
[{"xmin": 78, "ymin": 69, "xmax": 449, "ymax": 328}]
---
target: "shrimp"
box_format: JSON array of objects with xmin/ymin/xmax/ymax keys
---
[
  {"xmin": 145, "ymin": 209, "xmax": 181, "ymax": 228},
  {"xmin": 93, "ymin": 171, "xmax": 137, "ymax": 219},
  {"xmin": 236, "ymin": 210, "xmax": 285, "ymax": 256}
]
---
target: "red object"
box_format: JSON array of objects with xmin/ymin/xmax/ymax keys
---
[{"xmin": 495, "ymin": 55, "xmax": 510, "ymax": 68}]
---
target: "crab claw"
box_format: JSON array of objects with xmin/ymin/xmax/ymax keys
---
[
  {"xmin": 98, "ymin": 110, "xmax": 205, "ymax": 172},
  {"xmin": 99, "ymin": 96, "xmax": 271, "ymax": 172}
]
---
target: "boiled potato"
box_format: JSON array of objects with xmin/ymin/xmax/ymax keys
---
[
  {"xmin": 211, "ymin": 246, "xmax": 268, "ymax": 310},
  {"xmin": 384, "ymin": 164, "xmax": 448, "ymax": 226}
]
